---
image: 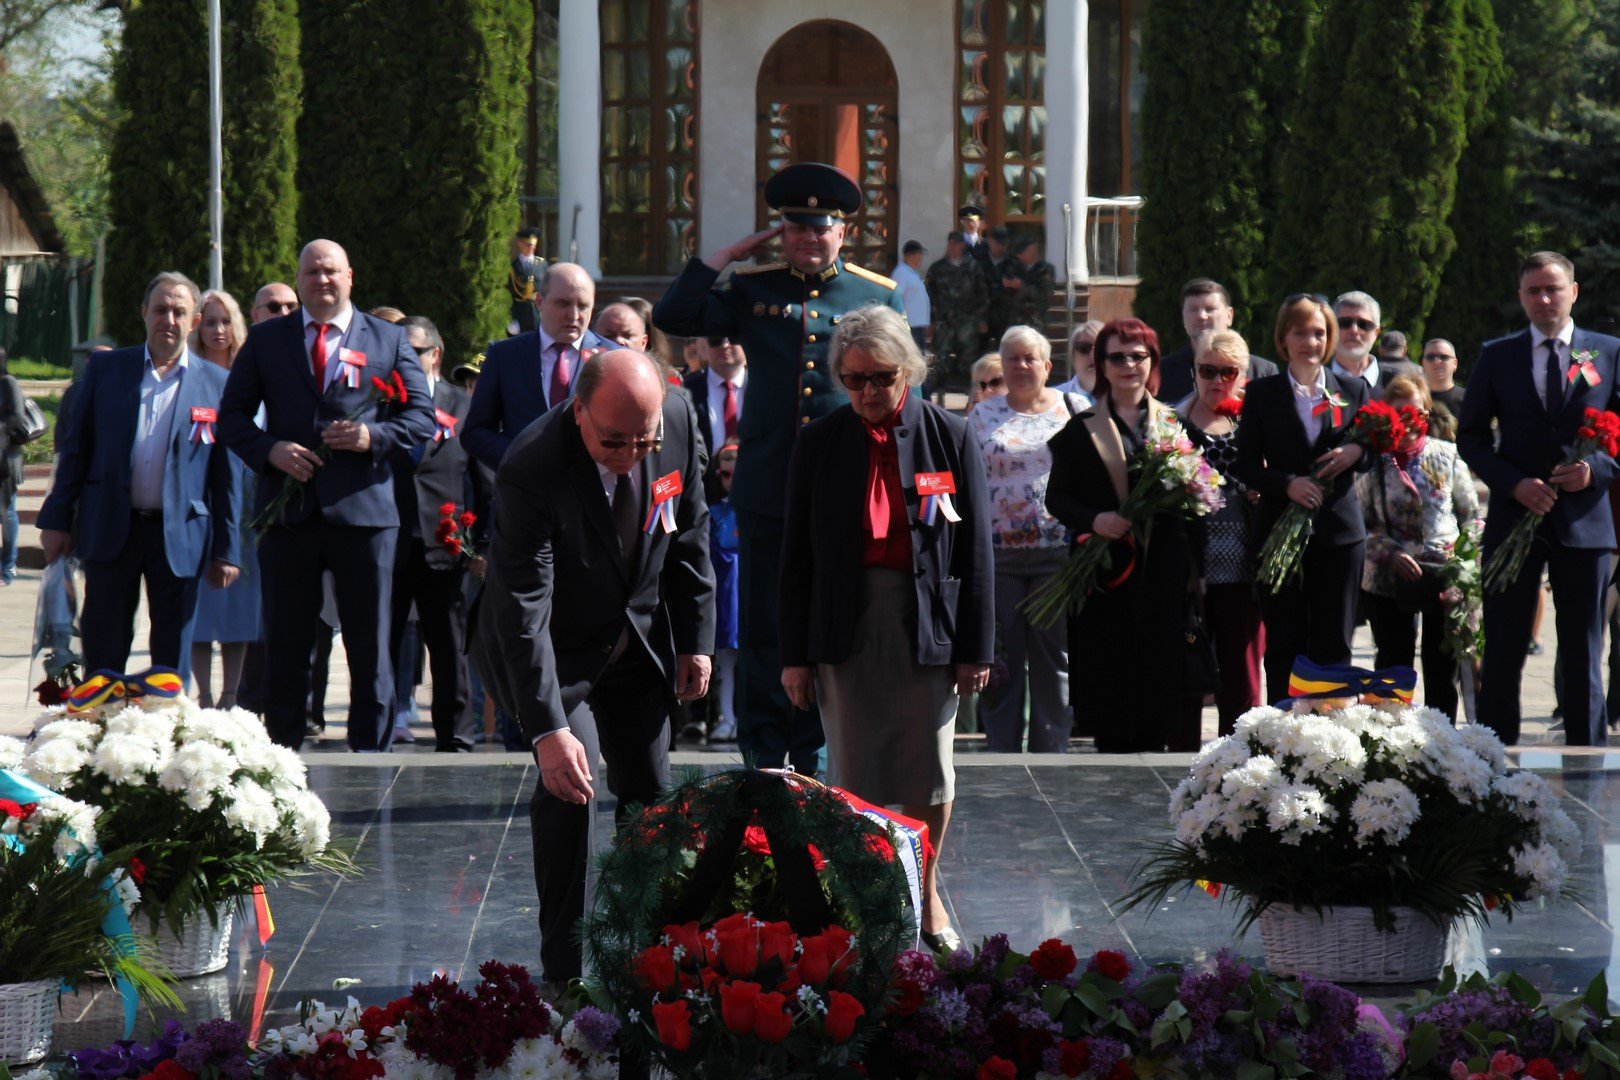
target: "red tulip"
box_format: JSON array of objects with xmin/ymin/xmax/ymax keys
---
[
  {"xmin": 715, "ymin": 920, "xmax": 759, "ymax": 977},
  {"xmin": 823, "ymin": 990, "xmax": 864, "ymax": 1043},
  {"xmin": 751, "ymin": 991, "xmax": 793, "ymax": 1043},
  {"xmin": 718, "ymin": 979, "xmax": 761, "ymax": 1034},
  {"xmin": 662, "ymin": 921, "xmax": 705, "ymax": 966},
  {"xmin": 651, "ymin": 999, "xmax": 691, "ymax": 1052},
  {"xmin": 632, "ymin": 943, "xmax": 677, "ymax": 992},
  {"xmin": 758, "ymin": 920, "xmax": 797, "ymax": 968}
]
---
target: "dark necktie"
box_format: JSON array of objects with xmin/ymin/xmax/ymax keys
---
[
  {"xmin": 548, "ymin": 342, "xmax": 571, "ymax": 407},
  {"xmin": 723, "ymin": 380, "xmax": 738, "ymax": 441},
  {"xmin": 311, "ymin": 322, "xmax": 330, "ymax": 388},
  {"xmin": 1545, "ymin": 339, "xmax": 1564, "ymax": 415},
  {"xmin": 612, "ymin": 471, "xmax": 640, "ymax": 564}
]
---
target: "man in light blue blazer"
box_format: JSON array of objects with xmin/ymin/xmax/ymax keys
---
[
  {"xmin": 1458, "ymin": 250, "xmax": 1620, "ymax": 746},
  {"xmin": 219, "ymin": 239, "xmax": 435, "ymax": 751},
  {"xmin": 463, "ymin": 262, "xmax": 612, "ymax": 471},
  {"xmin": 39, "ymin": 271, "xmax": 241, "ymax": 681}
]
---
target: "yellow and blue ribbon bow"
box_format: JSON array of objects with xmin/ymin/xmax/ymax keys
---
[
  {"xmin": 0, "ymin": 768, "xmax": 142, "ymax": 1037},
  {"xmin": 1283, "ymin": 656, "xmax": 1416, "ymax": 706},
  {"xmin": 67, "ymin": 667, "xmax": 184, "ymax": 713}
]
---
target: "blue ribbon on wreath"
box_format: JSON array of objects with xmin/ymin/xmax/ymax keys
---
[{"xmin": 1, "ymin": 767, "xmax": 141, "ymax": 1038}]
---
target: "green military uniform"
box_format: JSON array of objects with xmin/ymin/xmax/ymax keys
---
[
  {"xmin": 653, "ymin": 160, "xmax": 904, "ymax": 777},
  {"xmin": 655, "ymin": 256, "xmax": 905, "ymax": 518},
  {"xmin": 925, "ymin": 255, "xmax": 989, "ymax": 388},
  {"xmin": 986, "ymin": 255, "xmax": 1022, "ymax": 342},
  {"xmin": 1011, "ymin": 257, "xmax": 1057, "ymax": 331}
]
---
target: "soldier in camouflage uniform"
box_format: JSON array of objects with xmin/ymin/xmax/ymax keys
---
[
  {"xmin": 924, "ymin": 231, "xmax": 989, "ymax": 391},
  {"xmin": 653, "ymin": 162, "xmax": 905, "ymax": 777},
  {"xmin": 984, "ymin": 226, "xmax": 1019, "ymax": 348},
  {"xmin": 1004, "ymin": 237, "xmax": 1057, "ymax": 333}
]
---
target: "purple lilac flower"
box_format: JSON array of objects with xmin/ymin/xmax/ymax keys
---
[
  {"xmin": 1087, "ymin": 1036, "xmax": 1130, "ymax": 1076},
  {"xmin": 1338, "ymin": 1030, "xmax": 1394, "ymax": 1080},
  {"xmin": 924, "ymin": 987, "xmax": 971, "ymax": 1028},
  {"xmin": 174, "ymin": 1019, "xmax": 252, "ymax": 1080},
  {"xmin": 71, "ymin": 1020, "xmax": 189, "ymax": 1080},
  {"xmin": 566, "ymin": 1006, "xmax": 619, "ymax": 1053},
  {"xmin": 945, "ymin": 946, "xmax": 976, "ymax": 974},
  {"xmin": 977, "ymin": 934, "xmax": 1011, "ymax": 973}
]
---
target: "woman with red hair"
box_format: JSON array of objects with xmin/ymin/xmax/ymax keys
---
[{"xmin": 1045, "ymin": 318, "xmax": 1203, "ymax": 752}]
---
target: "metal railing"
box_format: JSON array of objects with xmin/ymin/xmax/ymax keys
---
[{"xmin": 1084, "ymin": 195, "xmax": 1142, "ymax": 281}]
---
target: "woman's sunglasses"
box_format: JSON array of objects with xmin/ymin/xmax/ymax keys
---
[
  {"xmin": 1197, "ymin": 364, "xmax": 1241, "ymax": 383},
  {"xmin": 840, "ymin": 370, "xmax": 901, "ymax": 391},
  {"xmin": 978, "ymin": 377, "xmax": 1005, "ymax": 390}
]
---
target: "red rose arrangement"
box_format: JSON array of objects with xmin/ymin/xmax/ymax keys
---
[
  {"xmin": 630, "ymin": 913, "xmax": 869, "ymax": 1074},
  {"xmin": 435, "ymin": 502, "xmax": 478, "ymax": 562},
  {"xmin": 1257, "ymin": 400, "xmax": 1406, "ymax": 593},
  {"xmin": 1485, "ymin": 407, "xmax": 1620, "ymax": 593}
]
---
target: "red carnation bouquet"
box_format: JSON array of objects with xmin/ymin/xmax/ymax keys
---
[
  {"xmin": 630, "ymin": 912, "xmax": 870, "ymax": 1075},
  {"xmin": 1483, "ymin": 407, "xmax": 1620, "ymax": 594},
  {"xmin": 435, "ymin": 502, "xmax": 478, "ymax": 562},
  {"xmin": 252, "ymin": 371, "xmax": 411, "ymax": 537},
  {"xmin": 1211, "ymin": 395, "xmax": 1245, "ymax": 419},
  {"xmin": 1257, "ymin": 399, "xmax": 1407, "ymax": 593}
]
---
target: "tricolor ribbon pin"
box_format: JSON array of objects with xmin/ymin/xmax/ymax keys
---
[
  {"xmin": 433, "ymin": 408, "xmax": 458, "ymax": 443},
  {"xmin": 915, "ymin": 471, "xmax": 962, "ymax": 525},
  {"xmin": 643, "ymin": 470, "xmax": 683, "ymax": 535},
  {"xmin": 189, "ymin": 406, "xmax": 217, "ymax": 444},
  {"xmin": 340, "ymin": 349, "xmax": 366, "ymax": 389}
]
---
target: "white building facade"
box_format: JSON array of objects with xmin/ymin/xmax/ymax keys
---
[{"xmin": 555, "ymin": 0, "xmax": 1144, "ymax": 315}]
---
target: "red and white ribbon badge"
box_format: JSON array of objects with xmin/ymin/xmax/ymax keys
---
[
  {"xmin": 189, "ymin": 406, "xmax": 217, "ymax": 444},
  {"xmin": 339, "ymin": 348, "xmax": 367, "ymax": 389},
  {"xmin": 642, "ymin": 470, "xmax": 683, "ymax": 535},
  {"xmin": 915, "ymin": 471, "xmax": 962, "ymax": 525},
  {"xmin": 433, "ymin": 408, "xmax": 458, "ymax": 442}
]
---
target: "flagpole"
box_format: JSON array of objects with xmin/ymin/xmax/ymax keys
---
[{"xmin": 207, "ymin": 0, "xmax": 224, "ymax": 292}]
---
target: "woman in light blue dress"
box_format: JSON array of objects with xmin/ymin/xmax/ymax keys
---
[{"xmin": 189, "ymin": 290, "xmax": 261, "ymax": 708}]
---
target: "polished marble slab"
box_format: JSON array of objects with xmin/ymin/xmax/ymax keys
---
[{"xmin": 45, "ymin": 753, "xmax": 1620, "ymax": 1055}]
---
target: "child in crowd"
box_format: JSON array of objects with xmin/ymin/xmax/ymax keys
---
[{"xmin": 708, "ymin": 441, "xmax": 741, "ymax": 741}]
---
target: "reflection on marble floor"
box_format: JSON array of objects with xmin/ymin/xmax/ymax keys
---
[{"xmin": 49, "ymin": 755, "xmax": 1620, "ymax": 1051}]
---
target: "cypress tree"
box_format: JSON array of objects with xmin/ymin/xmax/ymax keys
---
[
  {"xmin": 1134, "ymin": 1, "xmax": 1271, "ymax": 349},
  {"xmin": 105, "ymin": 0, "xmax": 301, "ymax": 344},
  {"xmin": 1269, "ymin": 0, "xmax": 1475, "ymax": 343},
  {"xmin": 298, "ymin": 0, "xmax": 531, "ymax": 362}
]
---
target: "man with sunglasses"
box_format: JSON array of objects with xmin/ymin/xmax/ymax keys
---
[
  {"xmin": 1330, "ymin": 291, "xmax": 1422, "ymax": 401},
  {"xmin": 1157, "ymin": 278, "xmax": 1277, "ymax": 405},
  {"xmin": 652, "ymin": 161, "xmax": 906, "ymax": 777},
  {"xmin": 681, "ymin": 334, "xmax": 746, "ymax": 463},
  {"xmin": 474, "ymin": 348, "xmax": 713, "ymax": 987},
  {"xmin": 250, "ymin": 282, "xmax": 298, "ymax": 324}
]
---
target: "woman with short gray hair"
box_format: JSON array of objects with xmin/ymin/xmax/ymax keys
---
[
  {"xmin": 967, "ymin": 323, "xmax": 1089, "ymax": 751},
  {"xmin": 780, "ymin": 303, "xmax": 993, "ymax": 952}
]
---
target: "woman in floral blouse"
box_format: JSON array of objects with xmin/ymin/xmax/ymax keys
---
[
  {"xmin": 1355, "ymin": 373, "xmax": 1480, "ymax": 720},
  {"xmin": 968, "ymin": 325, "xmax": 1090, "ymax": 751}
]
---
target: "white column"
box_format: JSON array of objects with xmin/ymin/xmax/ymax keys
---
[
  {"xmin": 1045, "ymin": 0, "xmax": 1088, "ymax": 283},
  {"xmin": 557, "ymin": 0, "xmax": 602, "ymax": 277}
]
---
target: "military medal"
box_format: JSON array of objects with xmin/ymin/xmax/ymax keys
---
[{"xmin": 754, "ymin": 302, "xmax": 766, "ymax": 316}]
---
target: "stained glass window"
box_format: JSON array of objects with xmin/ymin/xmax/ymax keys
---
[{"xmin": 954, "ymin": 0, "xmax": 1046, "ymax": 242}]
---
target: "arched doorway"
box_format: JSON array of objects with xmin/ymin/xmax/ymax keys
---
[{"xmin": 756, "ymin": 21, "xmax": 899, "ymax": 270}]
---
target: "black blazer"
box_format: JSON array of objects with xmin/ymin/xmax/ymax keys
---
[
  {"xmin": 780, "ymin": 392, "xmax": 993, "ymax": 669},
  {"xmin": 1232, "ymin": 369, "xmax": 1370, "ymax": 546},
  {"xmin": 474, "ymin": 393, "xmax": 716, "ymax": 739},
  {"xmin": 391, "ymin": 380, "xmax": 472, "ymax": 569},
  {"xmin": 1458, "ymin": 326, "xmax": 1620, "ymax": 548},
  {"xmin": 1044, "ymin": 397, "xmax": 1181, "ymax": 535}
]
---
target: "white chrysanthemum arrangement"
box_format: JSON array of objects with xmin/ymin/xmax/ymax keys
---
[
  {"xmin": 1128, "ymin": 702, "xmax": 1582, "ymax": 932},
  {"xmin": 16, "ymin": 698, "xmax": 348, "ymax": 932}
]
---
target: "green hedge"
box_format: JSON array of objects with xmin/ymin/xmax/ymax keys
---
[{"xmin": 296, "ymin": 0, "xmax": 531, "ymax": 362}]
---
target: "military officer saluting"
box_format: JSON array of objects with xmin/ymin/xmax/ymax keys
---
[{"xmin": 653, "ymin": 161, "xmax": 906, "ymax": 777}]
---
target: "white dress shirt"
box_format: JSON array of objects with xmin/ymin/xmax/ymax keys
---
[
  {"xmin": 891, "ymin": 261, "xmax": 930, "ymax": 329},
  {"xmin": 539, "ymin": 328, "xmax": 588, "ymax": 403},
  {"xmin": 1289, "ymin": 365, "xmax": 1329, "ymax": 445},
  {"xmin": 1530, "ymin": 321, "xmax": 1574, "ymax": 409},
  {"xmin": 1330, "ymin": 356, "xmax": 1380, "ymax": 390},
  {"xmin": 703, "ymin": 367, "xmax": 746, "ymax": 452},
  {"xmin": 130, "ymin": 348, "xmax": 190, "ymax": 511},
  {"xmin": 303, "ymin": 304, "xmax": 357, "ymax": 389}
]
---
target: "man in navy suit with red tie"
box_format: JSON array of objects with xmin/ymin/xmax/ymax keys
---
[
  {"xmin": 219, "ymin": 239, "xmax": 436, "ymax": 750},
  {"xmin": 1459, "ymin": 251, "xmax": 1620, "ymax": 746},
  {"xmin": 463, "ymin": 263, "xmax": 612, "ymax": 470}
]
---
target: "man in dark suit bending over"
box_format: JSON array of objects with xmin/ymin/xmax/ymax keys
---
[
  {"xmin": 1459, "ymin": 251, "xmax": 1620, "ymax": 746},
  {"xmin": 475, "ymin": 348, "xmax": 714, "ymax": 984}
]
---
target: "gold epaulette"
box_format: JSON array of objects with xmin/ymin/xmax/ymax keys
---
[
  {"xmin": 844, "ymin": 263, "xmax": 897, "ymax": 290},
  {"xmin": 735, "ymin": 261, "xmax": 787, "ymax": 276}
]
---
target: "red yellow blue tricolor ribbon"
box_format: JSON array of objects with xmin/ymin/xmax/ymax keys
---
[
  {"xmin": 1284, "ymin": 657, "xmax": 1416, "ymax": 706},
  {"xmin": 67, "ymin": 667, "xmax": 185, "ymax": 713}
]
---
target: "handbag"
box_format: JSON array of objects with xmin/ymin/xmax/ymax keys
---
[{"xmin": 1183, "ymin": 593, "xmax": 1220, "ymax": 696}]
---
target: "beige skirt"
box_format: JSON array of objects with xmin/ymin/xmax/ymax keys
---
[{"xmin": 815, "ymin": 567, "xmax": 957, "ymax": 806}]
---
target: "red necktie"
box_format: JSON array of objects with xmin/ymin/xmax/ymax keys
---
[
  {"xmin": 311, "ymin": 322, "xmax": 330, "ymax": 388},
  {"xmin": 865, "ymin": 424, "xmax": 891, "ymax": 540},
  {"xmin": 723, "ymin": 380, "xmax": 738, "ymax": 440},
  {"xmin": 548, "ymin": 342, "xmax": 572, "ymax": 405}
]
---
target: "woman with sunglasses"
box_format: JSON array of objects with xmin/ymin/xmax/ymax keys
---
[
  {"xmin": 967, "ymin": 353, "xmax": 1007, "ymax": 410},
  {"xmin": 1177, "ymin": 329, "xmax": 1263, "ymax": 736},
  {"xmin": 780, "ymin": 304, "xmax": 993, "ymax": 953},
  {"xmin": 1355, "ymin": 374, "xmax": 1478, "ymax": 721},
  {"xmin": 1052, "ymin": 319, "xmax": 1104, "ymax": 399},
  {"xmin": 967, "ymin": 325, "xmax": 1090, "ymax": 750},
  {"xmin": 1234, "ymin": 295, "xmax": 1371, "ymax": 701},
  {"xmin": 1046, "ymin": 317, "xmax": 1200, "ymax": 752}
]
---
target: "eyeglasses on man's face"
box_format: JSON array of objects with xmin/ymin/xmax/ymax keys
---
[
  {"xmin": 583, "ymin": 406, "xmax": 662, "ymax": 453},
  {"xmin": 1337, "ymin": 316, "xmax": 1377, "ymax": 333},
  {"xmin": 262, "ymin": 301, "xmax": 298, "ymax": 314}
]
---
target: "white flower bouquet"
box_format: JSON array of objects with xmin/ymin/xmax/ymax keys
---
[
  {"xmin": 17, "ymin": 699, "xmax": 352, "ymax": 933},
  {"xmin": 1122, "ymin": 700, "xmax": 1582, "ymax": 933}
]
